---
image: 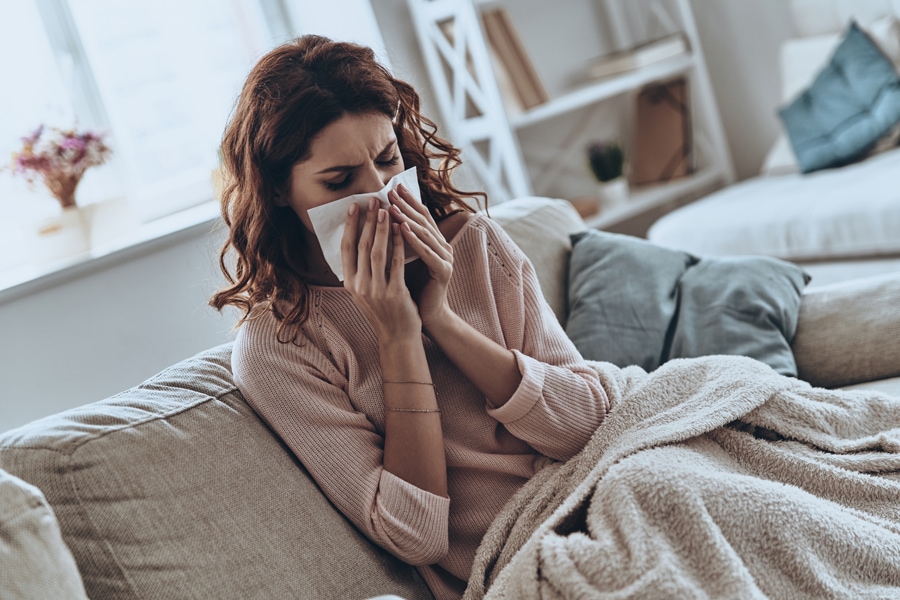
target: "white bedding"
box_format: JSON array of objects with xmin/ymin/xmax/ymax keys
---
[{"xmin": 647, "ymin": 147, "xmax": 900, "ymax": 261}]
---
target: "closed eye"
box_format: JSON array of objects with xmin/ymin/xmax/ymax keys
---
[
  {"xmin": 322, "ymin": 153, "xmax": 400, "ymax": 192},
  {"xmin": 324, "ymin": 175, "xmax": 353, "ymax": 192}
]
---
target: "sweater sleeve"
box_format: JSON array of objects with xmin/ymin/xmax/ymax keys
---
[
  {"xmin": 481, "ymin": 220, "xmax": 610, "ymax": 461},
  {"xmin": 232, "ymin": 315, "xmax": 450, "ymax": 566}
]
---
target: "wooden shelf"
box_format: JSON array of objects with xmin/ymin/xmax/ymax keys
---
[
  {"xmin": 584, "ymin": 167, "xmax": 722, "ymax": 230},
  {"xmin": 509, "ymin": 54, "xmax": 695, "ymax": 129}
]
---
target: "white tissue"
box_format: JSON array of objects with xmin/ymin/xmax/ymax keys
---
[{"xmin": 307, "ymin": 166, "xmax": 422, "ymax": 282}]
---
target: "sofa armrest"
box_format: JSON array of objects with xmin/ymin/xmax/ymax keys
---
[{"xmin": 792, "ymin": 273, "xmax": 900, "ymax": 388}]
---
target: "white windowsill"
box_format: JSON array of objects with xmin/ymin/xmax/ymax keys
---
[{"xmin": 0, "ymin": 197, "xmax": 222, "ymax": 305}]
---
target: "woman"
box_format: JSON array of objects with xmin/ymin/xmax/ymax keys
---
[{"xmin": 212, "ymin": 35, "xmax": 609, "ymax": 599}]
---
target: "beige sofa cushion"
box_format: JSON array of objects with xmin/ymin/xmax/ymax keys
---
[
  {"xmin": 793, "ymin": 273, "xmax": 900, "ymax": 388},
  {"xmin": 0, "ymin": 344, "xmax": 433, "ymax": 600},
  {"xmin": 0, "ymin": 469, "xmax": 88, "ymax": 600},
  {"xmin": 842, "ymin": 377, "xmax": 900, "ymax": 397}
]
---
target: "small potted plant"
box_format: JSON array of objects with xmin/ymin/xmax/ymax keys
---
[
  {"xmin": 8, "ymin": 124, "xmax": 112, "ymax": 210},
  {"xmin": 587, "ymin": 140, "xmax": 629, "ymax": 211}
]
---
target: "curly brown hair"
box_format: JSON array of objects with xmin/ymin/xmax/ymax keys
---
[{"xmin": 210, "ymin": 35, "xmax": 485, "ymax": 341}]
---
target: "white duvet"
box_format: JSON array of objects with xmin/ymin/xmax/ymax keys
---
[{"xmin": 648, "ymin": 147, "xmax": 900, "ymax": 261}]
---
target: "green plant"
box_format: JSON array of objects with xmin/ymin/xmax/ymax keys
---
[{"xmin": 587, "ymin": 141, "xmax": 624, "ymax": 183}]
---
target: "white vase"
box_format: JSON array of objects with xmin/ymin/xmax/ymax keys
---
[
  {"xmin": 34, "ymin": 206, "xmax": 90, "ymax": 264},
  {"xmin": 597, "ymin": 178, "xmax": 630, "ymax": 211}
]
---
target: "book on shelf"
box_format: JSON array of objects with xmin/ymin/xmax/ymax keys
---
[
  {"xmin": 585, "ymin": 33, "xmax": 689, "ymax": 81},
  {"xmin": 480, "ymin": 7, "xmax": 549, "ymax": 110},
  {"xmin": 629, "ymin": 77, "xmax": 693, "ymax": 186}
]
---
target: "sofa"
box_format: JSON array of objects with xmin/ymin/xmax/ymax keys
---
[{"xmin": 2, "ymin": 196, "xmax": 899, "ymax": 600}]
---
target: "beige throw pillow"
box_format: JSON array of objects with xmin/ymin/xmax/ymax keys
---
[{"xmin": 0, "ymin": 469, "xmax": 88, "ymax": 600}]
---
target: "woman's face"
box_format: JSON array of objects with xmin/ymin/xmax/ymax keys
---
[{"xmin": 287, "ymin": 112, "xmax": 405, "ymax": 232}]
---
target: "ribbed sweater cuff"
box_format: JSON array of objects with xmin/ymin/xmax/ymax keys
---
[
  {"xmin": 380, "ymin": 469, "xmax": 451, "ymax": 517},
  {"xmin": 376, "ymin": 470, "xmax": 450, "ymax": 564},
  {"xmin": 487, "ymin": 350, "xmax": 545, "ymax": 424}
]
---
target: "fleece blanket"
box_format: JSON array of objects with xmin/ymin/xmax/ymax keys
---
[{"xmin": 464, "ymin": 356, "xmax": 900, "ymax": 599}]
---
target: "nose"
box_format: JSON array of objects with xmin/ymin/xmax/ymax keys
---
[{"xmin": 356, "ymin": 164, "xmax": 389, "ymax": 195}]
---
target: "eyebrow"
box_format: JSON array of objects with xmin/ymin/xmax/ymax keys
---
[{"xmin": 315, "ymin": 139, "xmax": 397, "ymax": 175}]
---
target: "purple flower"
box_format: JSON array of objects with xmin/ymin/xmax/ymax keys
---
[
  {"xmin": 60, "ymin": 137, "xmax": 85, "ymax": 151},
  {"xmin": 21, "ymin": 125, "xmax": 44, "ymax": 146},
  {"xmin": 4, "ymin": 124, "xmax": 112, "ymax": 191}
]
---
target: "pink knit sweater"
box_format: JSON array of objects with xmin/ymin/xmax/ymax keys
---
[{"xmin": 232, "ymin": 214, "xmax": 610, "ymax": 599}]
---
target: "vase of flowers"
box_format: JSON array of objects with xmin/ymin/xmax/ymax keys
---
[
  {"xmin": 587, "ymin": 140, "xmax": 629, "ymax": 211},
  {"xmin": 6, "ymin": 125, "xmax": 111, "ymax": 261},
  {"xmin": 9, "ymin": 125, "xmax": 111, "ymax": 209}
]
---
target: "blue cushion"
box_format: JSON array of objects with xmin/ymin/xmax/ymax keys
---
[
  {"xmin": 565, "ymin": 230, "xmax": 810, "ymax": 376},
  {"xmin": 779, "ymin": 21, "xmax": 900, "ymax": 173}
]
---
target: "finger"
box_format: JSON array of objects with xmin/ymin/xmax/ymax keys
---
[
  {"xmin": 389, "ymin": 188, "xmax": 435, "ymax": 230},
  {"xmin": 397, "ymin": 184, "xmax": 438, "ymax": 224},
  {"xmin": 401, "ymin": 221, "xmax": 451, "ymax": 265},
  {"xmin": 370, "ymin": 208, "xmax": 390, "ymax": 286},
  {"xmin": 356, "ymin": 197, "xmax": 379, "ymax": 280},
  {"xmin": 340, "ymin": 202, "xmax": 361, "ymax": 281},
  {"xmin": 388, "ymin": 222, "xmax": 405, "ymax": 286},
  {"xmin": 394, "ymin": 212, "xmax": 452, "ymax": 261},
  {"xmin": 388, "ymin": 199, "xmax": 448, "ymax": 254}
]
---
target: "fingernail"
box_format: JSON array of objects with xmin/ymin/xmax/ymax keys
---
[
  {"xmin": 398, "ymin": 183, "xmax": 407, "ymax": 194},
  {"xmin": 348, "ymin": 203, "xmax": 358, "ymax": 215},
  {"xmin": 392, "ymin": 223, "xmax": 400, "ymax": 234},
  {"xmin": 369, "ymin": 197, "xmax": 377, "ymax": 210},
  {"xmin": 378, "ymin": 209, "xmax": 386, "ymax": 223}
]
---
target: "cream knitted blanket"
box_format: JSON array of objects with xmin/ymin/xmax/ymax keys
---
[{"xmin": 464, "ymin": 356, "xmax": 900, "ymax": 599}]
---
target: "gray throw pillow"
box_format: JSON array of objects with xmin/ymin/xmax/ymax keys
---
[
  {"xmin": 779, "ymin": 21, "xmax": 900, "ymax": 173},
  {"xmin": 669, "ymin": 255, "xmax": 811, "ymax": 376},
  {"xmin": 566, "ymin": 230, "xmax": 697, "ymax": 371},
  {"xmin": 565, "ymin": 230, "xmax": 810, "ymax": 376}
]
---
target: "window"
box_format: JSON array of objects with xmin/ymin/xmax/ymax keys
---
[
  {"xmin": 0, "ymin": 1, "xmax": 78, "ymax": 273},
  {"xmin": 64, "ymin": 0, "xmax": 282, "ymax": 220},
  {"xmin": 0, "ymin": 0, "xmax": 392, "ymax": 287},
  {"xmin": 0, "ymin": 0, "xmax": 294, "ymax": 272}
]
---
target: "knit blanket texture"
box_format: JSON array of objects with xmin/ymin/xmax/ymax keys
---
[{"xmin": 464, "ymin": 355, "xmax": 900, "ymax": 599}]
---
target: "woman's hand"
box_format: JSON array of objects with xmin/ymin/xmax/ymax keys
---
[
  {"xmin": 388, "ymin": 184, "xmax": 454, "ymax": 330},
  {"xmin": 342, "ymin": 196, "xmax": 422, "ymax": 343}
]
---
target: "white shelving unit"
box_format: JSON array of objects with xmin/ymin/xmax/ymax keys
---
[
  {"xmin": 406, "ymin": 0, "xmax": 735, "ymax": 229},
  {"xmin": 509, "ymin": 53, "xmax": 694, "ymax": 129}
]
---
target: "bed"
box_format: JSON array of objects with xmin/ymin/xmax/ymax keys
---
[{"xmin": 647, "ymin": 0, "xmax": 900, "ymax": 287}]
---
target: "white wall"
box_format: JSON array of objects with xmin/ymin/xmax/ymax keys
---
[
  {"xmin": 0, "ymin": 225, "xmax": 238, "ymax": 433},
  {"xmin": 689, "ymin": 0, "xmax": 795, "ymax": 180}
]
